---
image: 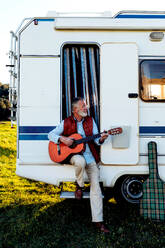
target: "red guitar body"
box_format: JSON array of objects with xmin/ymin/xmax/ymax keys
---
[
  {"xmin": 48, "ymin": 127, "xmax": 122, "ymax": 163},
  {"xmin": 49, "ymin": 133, "xmax": 84, "ymax": 163}
]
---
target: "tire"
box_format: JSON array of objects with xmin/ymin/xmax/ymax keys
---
[{"xmin": 113, "ymin": 176, "xmax": 145, "ymax": 205}]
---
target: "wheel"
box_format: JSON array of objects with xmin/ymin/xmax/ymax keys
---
[{"xmin": 114, "ymin": 176, "xmax": 145, "ymax": 205}]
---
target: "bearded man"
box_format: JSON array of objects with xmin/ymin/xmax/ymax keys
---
[{"xmin": 48, "ymin": 97, "xmax": 109, "ymax": 233}]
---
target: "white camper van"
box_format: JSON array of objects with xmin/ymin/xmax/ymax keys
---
[{"xmin": 9, "ymin": 10, "xmax": 165, "ymax": 204}]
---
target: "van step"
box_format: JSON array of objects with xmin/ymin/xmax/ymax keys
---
[{"xmin": 60, "ymin": 191, "xmax": 104, "ymax": 199}]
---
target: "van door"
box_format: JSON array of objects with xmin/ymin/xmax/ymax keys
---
[{"xmin": 100, "ymin": 43, "xmax": 139, "ymax": 164}]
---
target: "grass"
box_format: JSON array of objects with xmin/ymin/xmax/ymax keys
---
[{"xmin": 0, "ymin": 121, "xmax": 165, "ymax": 248}]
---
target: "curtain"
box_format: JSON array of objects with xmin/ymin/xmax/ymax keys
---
[{"xmin": 62, "ymin": 45, "xmax": 100, "ymax": 128}]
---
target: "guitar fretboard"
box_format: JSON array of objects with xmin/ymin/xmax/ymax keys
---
[
  {"xmin": 74, "ymin": 133, "xmax": 102, "ymax": 145},
  {"xmin": 72, "ymin": 127, "xmax": 121, "ymax": 145}
]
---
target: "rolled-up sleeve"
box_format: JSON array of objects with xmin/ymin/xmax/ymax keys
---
[{"xmin": 48, "ymin": 120, "xmax": 64, "ymax": 144}]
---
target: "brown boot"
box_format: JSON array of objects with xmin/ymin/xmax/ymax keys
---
[
  {"xmin": 75, "ymin": 182, "xmax": 83, "ymax": 200},
  {"xmin": 75, "ymin": 188, "xmax": 83, "ymax": 200},
  {"xmin": 94, "ymin": 222, "xmax": 110, "ymax": 233}
]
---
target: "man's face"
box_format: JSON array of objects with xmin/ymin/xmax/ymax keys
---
[{"xmin": 75, "ymin": 100, "xmax": 88, "ymax": 117}]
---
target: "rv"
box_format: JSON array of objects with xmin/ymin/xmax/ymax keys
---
[{"xmin": 9, "ymin": 10, "xmax": 165, "ymax": 204}]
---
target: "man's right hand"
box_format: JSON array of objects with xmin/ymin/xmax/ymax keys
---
[{"xmin": 59, "ymin": 136, "xmax": 74, "ymax": 146}]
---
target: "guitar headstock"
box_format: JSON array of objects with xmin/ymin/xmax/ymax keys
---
[{"xmin": 108, "ymin": 127, "xmax": 123, "ymax": 135}]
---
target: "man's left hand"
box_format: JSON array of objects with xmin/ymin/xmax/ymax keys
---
[{"xmin": 99, "ymin": 132, "xmax": 109, "ymax": 143}]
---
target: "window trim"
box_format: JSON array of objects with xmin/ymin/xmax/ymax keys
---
[{"xmin": 140, "ymin": 59, "xmax": 165, "ymax": 102}]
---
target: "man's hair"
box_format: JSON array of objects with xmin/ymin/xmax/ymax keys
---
[{"xmin": 71, "ymin": 97, "xmax": 84, "ymax": 111}]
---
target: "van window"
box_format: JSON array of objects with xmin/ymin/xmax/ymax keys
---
[{"xmin": 140, "ymin": 60, "xmax": 165, "ymax": 101}]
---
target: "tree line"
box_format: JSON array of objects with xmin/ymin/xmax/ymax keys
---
[{"xmin": 0, "ymin": 83, "xmax": 10, "ymax": 120}]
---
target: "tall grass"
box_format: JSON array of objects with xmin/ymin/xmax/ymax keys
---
[{"xmin": 0, "ymin": 121, "xmax": 165, "ymax": 248}]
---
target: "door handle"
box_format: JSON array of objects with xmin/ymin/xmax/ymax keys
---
[{"xmin": 128, "ymin": 93, "xmax": 138, "ymax": 98}]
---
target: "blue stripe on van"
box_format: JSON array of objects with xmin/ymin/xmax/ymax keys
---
[
  {"xmin": 19, "ymin": 126, "xmax": 56, "ymax": 133},
  {"xmin": 19, "ymin": 126, "xmax": 56, "ymax": 140},
  {"xmin": 140, "ymin": 126, "xmax": 165, "ymax": 134},
  {"xmin": 36, "ymin": 19, "xmax": 54, "ymax": 22},
  {"xmin": 115, "ymin": 14, "xmax": 165, "ymax": 19},
  {"xmin": 19, "ymin": 134, "xmax": 48, "ymax": 140},
  {"xmin": 18, "ymin": 126, "xmax": 165, "ymax": 140}
]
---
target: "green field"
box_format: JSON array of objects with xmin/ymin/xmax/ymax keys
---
[{"xmin": 0, "ymin": 121, "xmax": 165, "ymax": 248}]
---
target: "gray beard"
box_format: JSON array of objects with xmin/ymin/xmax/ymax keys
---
[{"xmin": 78, "ymin": 110, "xmax": 87, "ymax": 117}]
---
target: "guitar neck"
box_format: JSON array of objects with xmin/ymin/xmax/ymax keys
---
[
  {"xmin": 75, "ymin": 133, "xmax": 102, "ymax": 145},
  {"xmin": 73, "ymin": 127, "xmax": 122, "ymax": 145}
]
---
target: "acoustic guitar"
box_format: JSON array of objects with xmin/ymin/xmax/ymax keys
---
[{"xmin": 48, "ymin": 127, "xmax": 122, "ymax": 163}]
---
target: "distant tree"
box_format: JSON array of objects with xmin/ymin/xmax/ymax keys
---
[
  {"xmin": 0, "ymin": 83, "xmax": 10, "ymax": 120},
  {"xmin": 1, "ymin": 84, "xmax": 9, "ymax": 97}
]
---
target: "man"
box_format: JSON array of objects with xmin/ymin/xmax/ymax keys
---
[{"xmin": 48, "ymin": 97, "xmax": 110, "ymax": 233}]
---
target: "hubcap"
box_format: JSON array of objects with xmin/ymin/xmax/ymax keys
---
[{"xmin": 121, "ymin": 177, "xmax": 143, "ymax": 203}]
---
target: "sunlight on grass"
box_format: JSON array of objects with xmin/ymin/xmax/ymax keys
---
[
  {"xmin": 1, "ymin": 122, "xmax": 165, "ymax": 248},
  {"xmin": 108, "ymin": 198, "xmax": 117, "ymax": 204},
  {"xmin": 0, "ymin": 121, "xmax": 63, "ymax": 210}
]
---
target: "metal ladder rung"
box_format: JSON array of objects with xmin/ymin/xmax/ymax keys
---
[
  {"xmin": 9, "ymin": 116, "xmax": 16, "ymax": 121},
  {"xmin": 60, "ymin": 191, "xmax": 104, "ymax": 199},
  {"xmin": 10, "ymin": 107, "xmax": 17, "ymax": 111}
]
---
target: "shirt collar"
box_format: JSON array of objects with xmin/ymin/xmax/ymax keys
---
[{"xmin": 73, "ymin": 115, "xmax": 84, "ymax": 123}]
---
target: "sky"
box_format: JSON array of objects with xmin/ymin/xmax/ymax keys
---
[{"xmin": 1, "ymin": 0, "xmax": 165, "ymax": 84}]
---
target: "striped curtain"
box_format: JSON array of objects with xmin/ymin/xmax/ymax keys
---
[{"xmin": 62, "ymin": 45, "xmax": 100, "ymax": 128}]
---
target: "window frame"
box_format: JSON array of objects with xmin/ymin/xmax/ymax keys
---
[
  {"xmin": 139, "ymin": 59, "xmax": 165, "ymax": 103},
  {"xmin": 60, "ymin": 42, "xmax": 100, "ymax": 124}
]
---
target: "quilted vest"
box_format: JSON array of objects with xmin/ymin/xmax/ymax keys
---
[{"xmin": 63, "ymin": 115, "xmax": 99, "ymax": 163}]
